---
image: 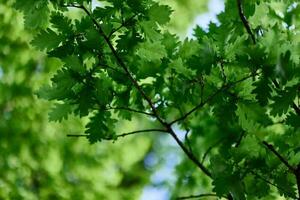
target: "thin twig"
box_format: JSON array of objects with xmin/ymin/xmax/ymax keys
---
[
  {"xmin": 99, "ymin": 63, "xmax": 126, "ymax": 75},
  {"xmin": 201, "ymin": 138, "xmax": 224, "ymax": 163},
  {"xmin": 272, "ymin": 80, "xmax": 300, "ymax": 116},
  {"xmin": 249, "ymin": 170, "xmax": 297, "ymax": 199},
  {"xmin": 176, "ymin": 193, "xmax": 220, "ymax": 200},
  {"xmin": 108, "ymin": 14, "xmax": 137, "ymax": 38},
  {"xmin": 65, "ymin": 2, "xmax": 217, "ymax": 186},
  {"xmin": 236, "ymin": 0, "xmax": 256, "ymax": 44},
  {"xmin": 67, "ymin": 128, "xmax": 167, "ymax": 139},
  {"xmin": 77, "ymin": 5, "xmax": 166, "ymax": 126},
  {"xmin": 170, "ymin": 73, "xmax": 259, "ymax": 125},
  {"xmin": 262, "ymin": 141, "xmax": 296, "ymax": 173},
  {"xmin": 106, "ymin": 106, "xmax": 154, "ymax": 116},
  {"xmin": 167, "ymin": 127, "xmax": 212, "ymax": 178}
]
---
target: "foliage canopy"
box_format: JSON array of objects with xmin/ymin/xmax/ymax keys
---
[{"xmin": 9, "ymin": 0, "xmax": 300, "ymax": 199}]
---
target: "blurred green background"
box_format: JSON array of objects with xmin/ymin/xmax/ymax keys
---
[{"xmin": 0, "ymin": 0, "xmax": 222, "ymax": 199}]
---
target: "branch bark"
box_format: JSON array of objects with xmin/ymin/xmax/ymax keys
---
[
  {"xmin": 263, "ymin": 141, "xmax": 300, "ymax": 199},
  {"xmin": 176, "ymin": 193, "xmax": 220, "ymax": 200},
  {"xmin": 67, "ymin": 128, "xmax": 167, "ymax": 139},
  {"xmin": 262, "ymin": 141, "xmax": 295, "ymax": 172},
  {"xmin": 170, "ymin": 73, "xmax": 258, "ymax": 125},
  {"xmin": 66, "ymin": 4, "xmax": 213, "ymax": 181},
  {"xmin": 167, "ymin": 126, "xmax": 212, "ymax": 178},
  {"xmin": 106, "ymin": 106, "xmax": 155, "ymax": 117},
  {"xmin": 236, "ymin": 0, "xmax": 256, "ymax": 44}
]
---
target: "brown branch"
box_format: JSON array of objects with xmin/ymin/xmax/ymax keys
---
[
  {"xmin": 99, "ymin": 63, "xmax": 126, "ymax": 75},
  {"xmin": 249, "ymin": 170, "xmax": 297, "ymax": 198},
  {"xmin": 176, "ymin": 193, "xmax": 220, "ymax": 200},
  {"xmin": 108, "ymin": 14, "xmax": 137, "ymax": 38},
  {"xmin": 262, "ymin": 141, "xmax": 296, "ymax": 173},
  {"xmin": 272, "ymin": 80, "xmax": 300, "ymax": 116},
  {"xmin": 67, "ymin": 128, "xmax": 167, "ymax": 139},
  {"xmin": 106, "ymin": 106, "xmax": 155, "ymax": 116},
  {"xmin": 295, "ymin": 166, "xmax": 300, "ymax": 200},
  {"xmin": 64, "ymin": 2, "xmax": 220, "ymax": 187},
  {"xmin": 201, "ymin": 138, "xmax": 224, "ymax": 163},
  {"xmin": 236, "ymin": 0, "xmax": 256, "ymax": 44},
  {"xmin": 76, "ymin": 5, "xmax": 166, "ymax": 126},
  {"xmin": 262, "ymin": 142, "xmax": 300, "ymax": 198},
  {"xmin": 170, "ymin": 73, "xmax": 258, "ymax": 125},
  {"xmin": 292, "ymin": 103, "xmax": 300, "ymax": 116},
  {"xmin": 237, "ymin": 0, "xmax": 300, "ymax": 116},
  {"xmin": 167, "ymin": 127, "xmax": 212, "ymax": 178}
]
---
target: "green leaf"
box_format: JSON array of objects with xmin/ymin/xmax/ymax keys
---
[
  {"xmin": 85, "ymin": 111, "xmax": 117, "ymax": 143},
  {"xmin": 14, "ymin": 0, "xmax": 49, "ymax": 29},
  {"xmin": 286, "ymin": 113, "xmax": 300, "ymax": 129},
  {"xmin": 63, "ymin": 56, "xmax": 85, "ymax": 74},
  {"xmin": 50, "ymin": 12, "xmax": 73, "ymax": 35},
  {"xmin": 136, "ymin": 40, "xmax": 167, "ymax": 62},
  {"xmin": 252, "ymin": 76, "xmax": 272, "ymax": 106},
  {"xmin": 270, "ymin": 86, "xmax": 297, "ymax": 117},
  {"xmin": 31, "ymin": 29, "xmax": 62, "ymax": 51},
  {"xmin": 236, "ymin": 102, "xmax": 271, "ymax": 132},
  {"xmin": 48, "ymin": 103, "xmax": 73, "ymax": 122},
  {"xmin": 148, "ymin": 3, "xmax": 172, "ymax": 25},
  {"xmin": 140, "ymin": 21, "xmax": 162, "ymax": 41}
]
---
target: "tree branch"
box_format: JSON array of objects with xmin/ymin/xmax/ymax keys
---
[
  {"xmin": 75, "ymin": 5, "xmax": 166, "ymax": 126},
  {"xmin": 67, "ymin": 128, "xmax": 167, "ymax": 139},
  {"xmin": 108, "ymin": 14, "xmax": 137, "ymax": 38},
  {"xmin": 249, "ymin": 170, "xmax": 297, "ymax": 198},
  {"xmin": 167, "ymin": 127, "xmax": 212, "ymax": 178},
  {"xmin": 64, "ymin": 2, "xmax": 222, "ymax": 187},
  {"xmin": 236, "ymin": 0, "xmax": 256, "ymax": 44},
  {"xmin": 272, "ymin": 80, "xmax": 300, "ymax": 116},
  {"xmin": 106, "ymin": 106, "xmax": 155, "ymax": 117},
  {"xmin": 201, "ymin": 138, "xmax": 224, "ymax": 163},
  {"xmin": 262, "ymin": 141, "xmax": 296, "ymax": 173},
  {"xmin": 263, "ymin": 142, "xmax": 300, "ymax": 199},
  {"xmin": 170, "ymin": 73, "xmax": 258, "ymax": 125},
  {"xmin": 176, "ymin": 193, "xmax": 220, "ymax": 200}
]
